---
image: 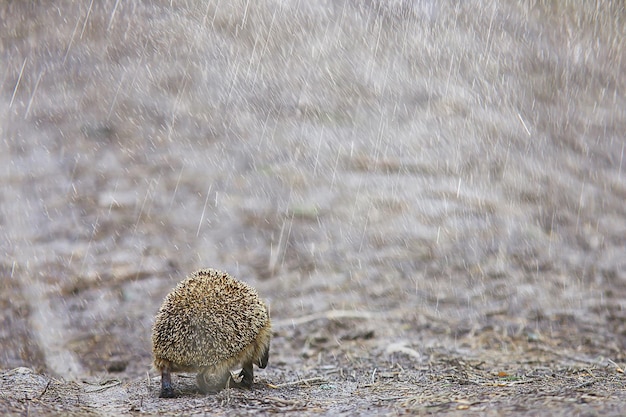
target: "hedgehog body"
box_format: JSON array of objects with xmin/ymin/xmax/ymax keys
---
[{"xmin": 152, "ymin": 268, "xmax": 270, "ymax": 397}]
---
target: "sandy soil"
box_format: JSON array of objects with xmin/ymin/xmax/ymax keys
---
[{"xmin": 1, "ymin": 1, "xmax": 626, "ymax": 415}]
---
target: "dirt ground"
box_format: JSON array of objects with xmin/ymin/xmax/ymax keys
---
[{"xmin": 1, "ymin": 1, "xmax": 626, "ymax": 415}]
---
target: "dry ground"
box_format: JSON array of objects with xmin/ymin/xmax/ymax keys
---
[{"xmin": 1, "ymin": 1, "xmax": 626, "ymax": 415}]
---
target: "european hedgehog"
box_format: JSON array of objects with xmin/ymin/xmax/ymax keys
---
[{"xmin": 152, "ymin": 268, "xmax": 271, "ymax": 398}]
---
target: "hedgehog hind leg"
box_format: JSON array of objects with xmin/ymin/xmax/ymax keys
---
[
  {"xmin": 159, "ymin": 365, "xmax": 176, "ymax": 398},
  {"xmin": 196, "ymin": 369, "xmax": 231, "ymax": 394}
]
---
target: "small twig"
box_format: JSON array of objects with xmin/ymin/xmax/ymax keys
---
[
  {"xmin": 84, "ymin": 380, "xmax": 122, "ymax": 393},
  {"xmin": 378, "ymin": 396, "xmax": 405, "ymax": 401},
  {"xmin": 38, "ymin": 380, "xmax": 51, "ymax": 399},
  {"xmin": 263, "ymin": 396, "xmax": 301, "ymax": 406},
  {"xmin": 491, "ymin": 379, "xmax": 532, "ymax": 386},
  {"xmin": 223, "ymin": 375, "xmax": 232, "ymax": 406},
  {"xmin": 267, "ymin": 376, "xmax": 326, "ymax": 389},
  {"xmin": 575, "ymin": 381, "xmax": 595, "ymax": 389},
  {"xmin": 607, "ymin": 359, "xmax": 624, "ymax": 374}
]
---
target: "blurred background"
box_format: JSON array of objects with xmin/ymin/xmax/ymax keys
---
[{"xmin": 1, "ymin": 0, "xmax": 625, "ymax": 403}]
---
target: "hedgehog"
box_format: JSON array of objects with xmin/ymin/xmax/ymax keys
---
[{"xmin": 152, "ymin": 268, "xmax": 271, "ymax": 398}]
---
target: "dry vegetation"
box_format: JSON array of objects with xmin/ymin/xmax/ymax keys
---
[{"xmin": 1, "ymin": 0, "xmax": 625, "ymax": 415}]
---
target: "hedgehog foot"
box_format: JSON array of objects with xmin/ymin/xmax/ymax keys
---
[
  {"xmin": 160, "ymin": 367, "xmax": 176, "ymax": 398},
  {"xmin": 236, "ymin": 362, "xmax": 254, "ymax": 388}
]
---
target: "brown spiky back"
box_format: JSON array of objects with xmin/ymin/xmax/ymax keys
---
[{"xmin": 152, "ymin": 269, "xmax": 270, "ymax": 370}]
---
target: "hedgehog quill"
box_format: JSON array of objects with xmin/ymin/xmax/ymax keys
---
[{"xmin": 152, "ymin": 269, "xmax": 271, "ymax": 398}]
